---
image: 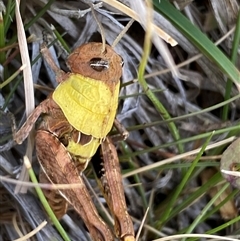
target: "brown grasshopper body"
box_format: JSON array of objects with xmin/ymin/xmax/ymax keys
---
[{"xmin": 14, "ymin": 43, "xmax": 135, "ymax": 241}]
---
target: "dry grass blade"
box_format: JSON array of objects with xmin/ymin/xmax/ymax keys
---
[
  {"xmin": 153, "ymin": 233, "xmax": 240, "ymax": 241},
  {"xmin": 135, "ymin": 207, "xmax": 149, "ymax": 241},
  {"xmin": 101, "ymin": 0, "xmax": 178, "ymax": 46},
  {"xmin": 11, "ymin": 221, "xmax": 47, "ymax": 241},
  {"xmin": 14, "ymin": 0, "xmax": 35, "ymax": 194},
  {"xmin": 123, "ymin": 137, "xmax": 236, "ymax": 178}
]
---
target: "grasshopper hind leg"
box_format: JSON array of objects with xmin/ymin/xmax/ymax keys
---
[
  {"xmin": 92, "ymin": 136, "xmax": 135, "ymax": 241},
  {"xmin": 35, "ymin": 130, "xmax": 114, "ymax": 241}
]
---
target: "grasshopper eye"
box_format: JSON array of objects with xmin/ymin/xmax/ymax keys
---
[
  {"xmin": 120, "ymin": 57, "xmax": 124, "ymax": 67},
  {"xmin": 89, "ymin": 58, "xmax": 109, "ymax": 72}
]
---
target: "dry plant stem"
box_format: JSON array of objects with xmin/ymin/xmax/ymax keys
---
[
  {"xmin": 12, "ymin": 213, "xmax": 24, "ymax": 238},
  {"xmin": 0, "ymin": 169, "xmax": 102, "ymax": 190},
  {"xmin": 153, "ymin": 233, "xmax": 240, "ymax": 241},
  {"xmin": 112, "ymin": 19, "xmax": 135, "ymax": 48},
  {"xmin": 135, "ymin": 207, "xmax": 149, "ymax": 241},
  {"xmin": 123, "ymin": 137, "xmax": 236, "ymax": 178},
  {"xmin": 85, "ymin": 0, "xmax": 106, "ymax": 53},
  {"xmin": 40, "ymin": 44, "xmax": 67, "ymax": 83},
  {"xmin": 0, "ymin": 64, "xmax": 26, "ymax": 89},
  {"xmin": 11, "ymin": 221, "xmax": 47, "ymax": 241},
  {"xmin": 48, "ymin": 1, "xmax": 103, "ymax": 18},
  {"xmin": 113, "ymin": 118, "xmax": 129, "ymax": 140},
  {"xmin": 101, "ymin": 0, "xmax": 177, "ymax": 46},
  {"xmin": 143, "ymin": 26, "xmax": 236, "ymax": 80}
]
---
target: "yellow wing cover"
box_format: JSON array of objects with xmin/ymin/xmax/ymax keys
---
[{"xmin": 53, "ymin": 73, "xmax": 120, "ymax": 139}]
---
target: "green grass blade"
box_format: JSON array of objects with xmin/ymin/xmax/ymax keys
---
[
  {"xmin": 4, "ymin": 0, "xmax": 15, "ymax": 35},
  {"xmin": 222, "ymin": 11, "xmax": 240, "ymax": 120},
  {"xmin": 138, "ymin": 4, "xmax": 183, "ymax": 154},
  {"xmin": 155, "ymin": 172, "xmax": 222, "ymax": 228},
  {"xmin": 184, "ymin": 183, "xmax": 229, "ymax": 240},
  {"xmin": 9, "ymin": 0, "xmax": 56, "ymax": 44},
  {"xmin": 188, "ymin": 211, "xmax": 240, "ymax": 241},
  {"xmin": 158, "ymin": 132, "xmax": 214, "ymax": 227},
  {"xmin": 0, "ymin": 5, "xmax": 6, "ymax": 65},
  {"xmin": 153, "ymin": 0, "xmax": 240, "ymax": 87},
  {"xmin": 199, "ymin": 189, "xmax": 238, "ymax": 223},
  {"xmin": 120, "ymin": 141, "xmax": 149, "ymax": 210},
  {"xmin": 121, "ymin": 125, "xmax": 240, "ymax": 160},
  {"xmin": 24, "ymin": 156, "xmax": 71, "ymax": 241}
]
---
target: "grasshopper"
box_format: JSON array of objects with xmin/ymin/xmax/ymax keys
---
[{"xmin": 14, "ymin": 42, "xmax": 135, "ymax": 241}]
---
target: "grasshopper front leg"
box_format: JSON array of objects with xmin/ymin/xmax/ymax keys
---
[
  {"xmin": 14, "ymin": 97, "xmax": 56, "ymax": 144},
  {"xmin": 93, "ymin": 137, "xmax": 135, "ymax": 241}
]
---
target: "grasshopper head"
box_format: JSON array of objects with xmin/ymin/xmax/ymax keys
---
[{"xmin": 67, "ymin": 42, "xmax": 123, "ymax": 88}]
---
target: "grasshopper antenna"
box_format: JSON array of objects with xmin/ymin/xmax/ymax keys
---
[
  {"xmin": 112, "ymin": 19, "xmax": 134, "ymax": 48},
  {"xmin": 86, "ymin": 0, "xmax": 106, "ymax": 53}
]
